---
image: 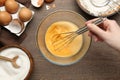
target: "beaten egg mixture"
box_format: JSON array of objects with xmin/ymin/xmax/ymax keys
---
[{"xmin": 45, "ymin": 21, "xmax": 83, "ymax": 57}]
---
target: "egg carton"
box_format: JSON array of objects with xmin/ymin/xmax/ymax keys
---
[{"xmin": 0, "ymin": 3, "xmax": 34, "ymax": 36}]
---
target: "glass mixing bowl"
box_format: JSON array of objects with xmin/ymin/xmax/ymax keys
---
[{"xmin": 36, "ymin": 10, "xmax": 91, "ymax": 66}]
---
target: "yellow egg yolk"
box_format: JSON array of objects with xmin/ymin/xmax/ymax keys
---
[{"xmin": 45, "ymin": 21, "xmax": 83, "ymax": 57}]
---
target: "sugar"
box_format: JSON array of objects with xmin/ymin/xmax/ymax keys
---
[{"xmin": 0, "ymin": 47, "xmax": 30, "ymax": 80}]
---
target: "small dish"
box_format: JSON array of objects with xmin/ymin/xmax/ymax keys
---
[
  {"xmin": 76, "ymin": 0, "xmax": 120, "ymax": 17},
  {"xmin": 37, "ymin": 10, "xmax": 91, "ymax": 66},
  {"xmin": 0, "ymin": 45, "xmax": 34, "ymax": 80}
]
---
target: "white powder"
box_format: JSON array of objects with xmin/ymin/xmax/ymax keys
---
[
  {"xmin": 0, "ymin": 47, "xmax": 31, "ymax": 80},
  {"xmin": 79, "ymin": 0, "xmax": 120, "ymax": 16}
]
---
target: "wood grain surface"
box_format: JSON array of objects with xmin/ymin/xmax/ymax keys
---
[{"xmin": 0, "ymin": 0, "xmax": 120, "ymax": 80}]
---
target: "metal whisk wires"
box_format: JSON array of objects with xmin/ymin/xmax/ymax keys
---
[{"xmin": 52, "ymin": 18, "xmax": 105, "ymax": 51}]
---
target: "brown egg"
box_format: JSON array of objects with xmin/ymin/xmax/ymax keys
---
[
  {"xmin": 5, "ymin": 0, "xmax": 19, "ymax": 14},
  {"xmin": 0, "ymin": 11, "xmax": 12, "ymax": 26},
  {"xmin": 45, "ymin": 0, "xmax": 54, "ymax": 3},
  {"xmin": 18, "ymin": 7, "xmax": 32, "ymax": 22},
  {"xmin": 0, "ymin": 0, "xmax": 6, "ymax": 7}
]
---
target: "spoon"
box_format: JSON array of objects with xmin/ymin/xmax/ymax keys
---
[{"xmin": 0, "ymin": 55, "xmax": 20, "ymax": 68}]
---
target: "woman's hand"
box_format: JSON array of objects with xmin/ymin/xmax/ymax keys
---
[{"xmin": 86, "ymin": 18, "xmax": 120, "ymax": 51}]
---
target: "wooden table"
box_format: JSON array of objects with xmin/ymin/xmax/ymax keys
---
[{"xmin": 0, "ymin": 0, "xmax": 120, "ymax": 80}]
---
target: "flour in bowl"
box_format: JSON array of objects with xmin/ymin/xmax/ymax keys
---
[{"xmin": 79, "ymin": 0, "xmax": 120, "ymax": 16}]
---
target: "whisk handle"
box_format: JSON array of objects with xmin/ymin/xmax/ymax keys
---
[{"xmin": 76, "ymin": 18, "xmax": 104, "ymax": 34}]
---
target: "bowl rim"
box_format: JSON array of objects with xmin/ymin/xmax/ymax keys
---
[
  {"xmin": 0, "ymin": 44, "xmax": 34, "ymax": 80},
  {"xmin": 36, "ymin": 10, "xmax": 92, "ymax": 66}
]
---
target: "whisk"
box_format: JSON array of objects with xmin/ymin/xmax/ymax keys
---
[{"xmin": 52, "ymin": 18, "xmax": 105, "ymax": 51}]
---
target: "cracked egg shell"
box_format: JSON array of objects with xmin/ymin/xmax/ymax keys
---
[{"xmin": 31, "ymin": 0, "xmax": 44, "ymax": 8}]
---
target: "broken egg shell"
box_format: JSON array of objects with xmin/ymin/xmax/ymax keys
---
[
  {"xmin": 31, "ymin": 0, "xmax": 44, "ymax": 8},
  {"xmin": 8, "ymin": 19, "xmax": 24, "ymax": 34}
]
